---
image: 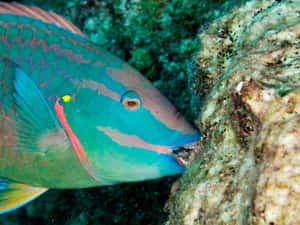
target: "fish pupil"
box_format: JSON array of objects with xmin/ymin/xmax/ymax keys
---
[
  {"xmin": 128, "ymin": 101, "xmax": 136, "ymax": 107},
  {"xmin": 123, "ymin": 98, "xmax": 140, "ymax": 110}
]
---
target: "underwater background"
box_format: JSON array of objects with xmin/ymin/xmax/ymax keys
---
[{"xmin": 0, "ymin": 0, "xmax": 239, "ymax": 224}]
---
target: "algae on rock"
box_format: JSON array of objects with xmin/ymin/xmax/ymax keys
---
[{"xmin": 167, "ymin": 0, "xmax": 300, "ymax": 224}]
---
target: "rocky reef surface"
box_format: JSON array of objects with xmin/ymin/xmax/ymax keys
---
[
  {"xmin": 0, "ymin": 0, "xmax": 229, "ymax": 224},
  {"xmin": 167, "ymin": 0, "xmax": 300, "ymax": 224}
]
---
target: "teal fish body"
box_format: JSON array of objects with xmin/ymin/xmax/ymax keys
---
[{"xmin": 0, "ymin": 3, "xmax": 200, "ymax": 213}]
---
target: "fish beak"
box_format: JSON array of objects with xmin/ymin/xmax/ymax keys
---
[{"xmin": 164, "ymin": 140, "xmax": 200, "ymax": 167}]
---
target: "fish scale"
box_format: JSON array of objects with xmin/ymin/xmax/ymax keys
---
[
  {"xmin": 0, "ymin": 17, "xmax": 103, "ymax": 188},
  {"xmin": 0, "ymin": 22, "xmax": 77, "ymax": 103}
]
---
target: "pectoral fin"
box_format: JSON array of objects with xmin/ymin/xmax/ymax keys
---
[
  {"xmin": 5, "ymin": 62, "xmax": 69, "ymax": 152},
  {"xmin": 0, "ymin": 178, "xmax": 47, "ymax": 214}
]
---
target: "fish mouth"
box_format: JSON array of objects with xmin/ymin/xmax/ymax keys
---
[{"xmin": 165, "ymin": 141, "xmax": 199, "ymax": 167}]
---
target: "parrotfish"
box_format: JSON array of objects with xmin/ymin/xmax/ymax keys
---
[{"xmin": 0, "ymin": 3, "xmax": 200, "ymax": 214}]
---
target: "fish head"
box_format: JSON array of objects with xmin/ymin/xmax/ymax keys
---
[{"xmin": 60, "ymin": 55, "xmax": 200, "ymax": 185}]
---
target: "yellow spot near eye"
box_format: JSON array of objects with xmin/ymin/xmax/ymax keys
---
[{"xmin": 62, "ymin": 95, "xmax": 71, "ymax": 102}]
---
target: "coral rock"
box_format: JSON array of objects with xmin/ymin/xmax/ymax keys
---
[{"xmin": 167, "ymin": 0, "xmax": 300, "ymax": 224}]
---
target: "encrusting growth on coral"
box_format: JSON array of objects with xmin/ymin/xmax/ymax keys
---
[{"xmin": 167, "ymin": 0, "xmax": 300, "ymax": 224}]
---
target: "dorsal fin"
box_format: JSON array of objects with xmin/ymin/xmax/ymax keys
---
[{"xmin": 0, "ymin": 2, "xmax": 85, "ymax": 38}]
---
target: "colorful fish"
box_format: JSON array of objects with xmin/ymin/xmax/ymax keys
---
[{"xmin": 0, "ymin": 3, "xmax": 200, "ymax": 213}]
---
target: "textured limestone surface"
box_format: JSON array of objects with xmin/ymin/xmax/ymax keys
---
[{"xmin": 167, "ymin": 0, "xmax": 300, "ymax": 224}]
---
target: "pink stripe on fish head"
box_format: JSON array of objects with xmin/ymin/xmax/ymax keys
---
[
  {"xmin": 106, "ymin": 65, "xmax": 197, "ymax": 135},
  {"xmin": 71, "ymin": 79, "xmax": 121, "ymax": 101},
  {"xmin": 96, "ymin": 126, "xmax": 177, "ymax": 153}
]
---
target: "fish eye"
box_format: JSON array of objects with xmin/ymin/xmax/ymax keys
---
[{"xmin": 121, "ymin": 90, "xmax": 141, "ymax": 111}]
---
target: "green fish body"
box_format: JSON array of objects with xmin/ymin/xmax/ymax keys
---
[{"xmin": 0, "ymin": 3, "xmax": 200, "ymax": 213}]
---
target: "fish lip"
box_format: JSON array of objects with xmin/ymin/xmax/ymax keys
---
[{"xmin": 163, "ymin": 140, "xmax": 199, "ymax": 167}]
